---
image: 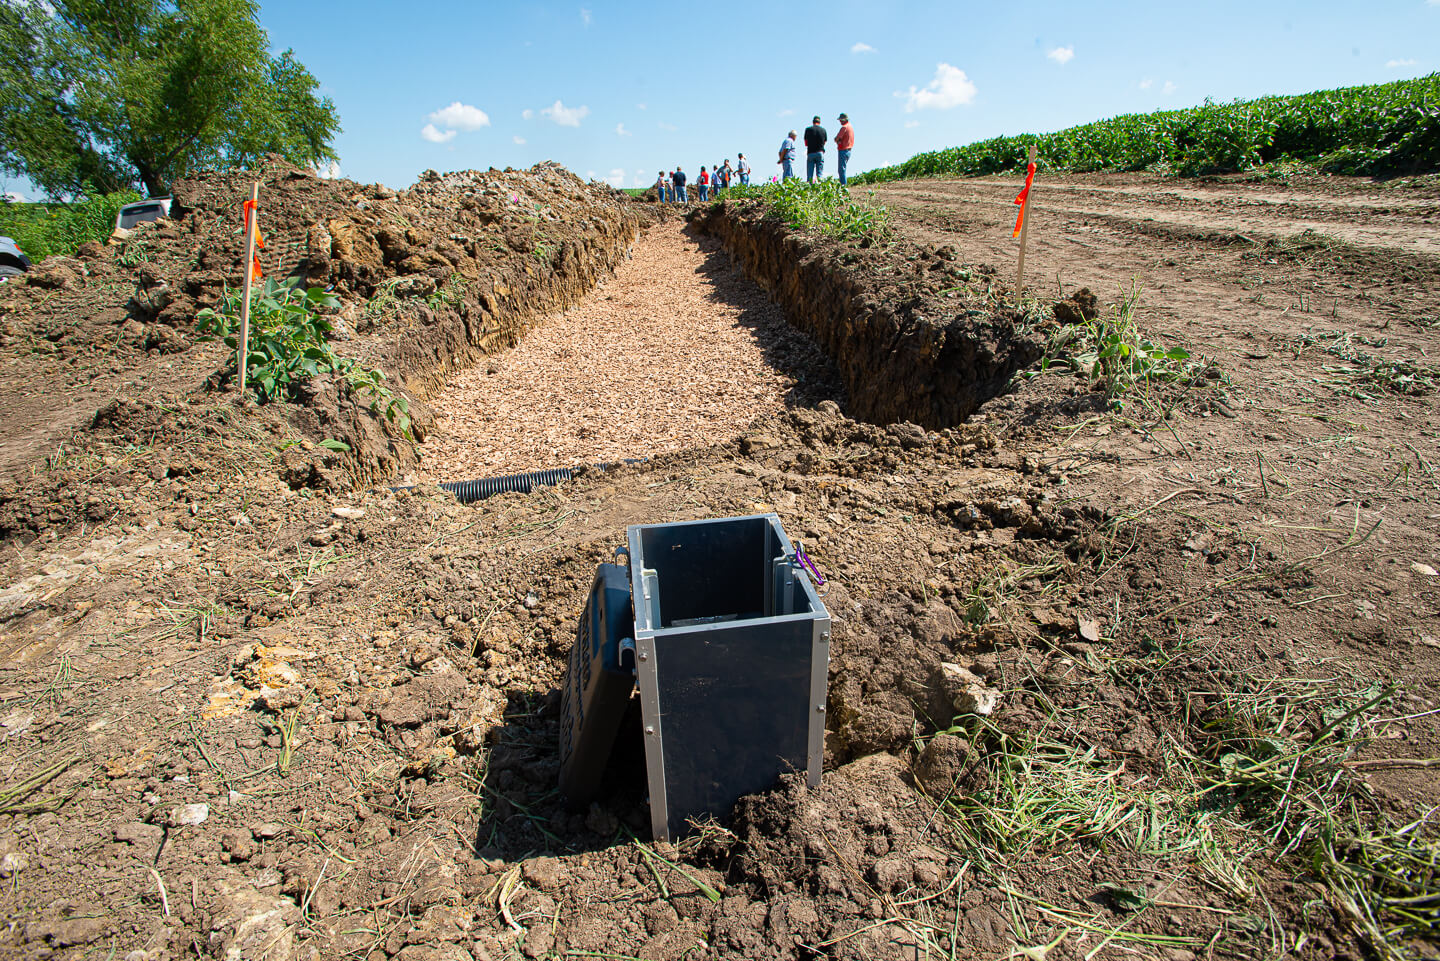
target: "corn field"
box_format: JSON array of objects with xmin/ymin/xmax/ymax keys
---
[{"xmin": 854, "ymin": 73, "xmax": 1440, "ymax": 184}]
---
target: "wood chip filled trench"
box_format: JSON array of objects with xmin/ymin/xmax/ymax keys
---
[{"xmin": 415, "ymin": 222, "xmax": 812, "ymax": 482}]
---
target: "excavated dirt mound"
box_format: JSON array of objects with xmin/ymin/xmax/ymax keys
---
[{"xmin": 0, "ymin": 158, "xmax": 640, "ymax": 539}]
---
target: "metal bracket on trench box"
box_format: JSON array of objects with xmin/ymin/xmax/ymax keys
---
[{"xmin": 557, "ymin": 513, "xmax": 832, "ymax": 841}]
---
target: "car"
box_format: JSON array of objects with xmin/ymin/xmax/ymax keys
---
[
  {"xmin": 0, "ymin": 236, "xmax": 31, "ymax": 280},
  {"xmin": 115, "ymin": 197, "xmax": 172, "ymax": 231}
]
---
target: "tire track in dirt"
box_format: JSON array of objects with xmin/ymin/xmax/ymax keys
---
[
  {"xmin": 877, "ymin": 178, "xmax": 1440, "ymax": 257},
  {"xmin": 413, "ymin": 221, "xmax": 837, "ymax": 482}
]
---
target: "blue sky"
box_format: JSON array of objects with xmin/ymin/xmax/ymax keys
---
[{"xmin": 5, "ymin": 0, "xmax": 1439, "ymax": 199}]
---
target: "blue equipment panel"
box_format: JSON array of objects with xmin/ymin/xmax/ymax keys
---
[{"xmin": 558, "ymin": 563, "xmax": 636, "ymax": 805}]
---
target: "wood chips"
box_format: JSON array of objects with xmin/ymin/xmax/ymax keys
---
[{"xmin": 415, "ymin": 222, "xmax": 794, "ymax": 482}]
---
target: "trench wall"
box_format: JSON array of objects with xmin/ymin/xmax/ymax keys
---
[
  {"xmin": 279, "ymin": 168, "xmax": 651, "ymax": 487},
  {"xmin": 692, "ymin": 204, "xmax": 1042, "ymax": 429}
]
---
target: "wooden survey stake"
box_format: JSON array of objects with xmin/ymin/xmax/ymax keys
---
[
  {"xmin": 1014, "ymin": 145, "xmax": 1038, "ymax": 298},
  {"xmin": 237, "ymin": 182, "xmax": 260, "ymax": 394}
]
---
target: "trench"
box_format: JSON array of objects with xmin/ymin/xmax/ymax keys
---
[{"xmin": 412, "ymin": 221, "xmax": 843, "ymax": 483}]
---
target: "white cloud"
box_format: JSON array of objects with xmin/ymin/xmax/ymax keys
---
[
  {"xmin": 314, "ymin": 160, "xmax": 342, "ymax": 180},
  {"xmin": 658, "ymin": 121, "xmax": 678, "ymax": 131},
  {"xmin": 898, "ymin": 63, "xmax": 978, "ymax": 112},
  {"xmin": 428, "ymin": 101, "xmax": 490, "ymax": 131},
  {"xmin": 1047, "ymin": 46, "xmax": 1074, "ymax": 65},
  {"xmin": 1162, "ymin": 80, "xmax": 1177, "ymax": 95},
  {"xmin": 513, "ymin": 135, "xmax": 526, "ymax": 145},
  {"xmin": 1386, "ymin": 58, "xmax": 1418, "ymax": 67},
  {"xmin": 521, "ymin": 108, "xmax": 534, "ymax": 120},
  {"xmin": 778, "ymin": 108, "xmax": 795, "ymax": 117},
  {"xmin": 636, "ymin": 103, "xmax": 647, "ymax": 110},
  {"xmin": 3, "ymin": 191, "xmax": 25, "ymax": 203},
  {"xmin": 616, "ymin": 122, "xmax": 631, "ymax": 136},
  {"xmin": 904, "ymin": 120, "xmax": 920, "ymax": 128},
  {"xmin": 420, "ymin": 123, "xmax": 456, "ymax": 144},
  {"xmin": 605, "ymin": 168, "xmax": 625, "ymax": 188},
  {"xmin": 581, "ymin": 7, "xmax": 591, "ymax": 26},
  {"xmin": 1139, "ymin": 78, "xmax": 1153, "ymax": 90},
  {"xmin": 541, "ymin": 99, "xmax": 590, "ymax": 127},
  {"xmin": 851, "ymin": 42, "xmax": 875, "ymax": 54}
]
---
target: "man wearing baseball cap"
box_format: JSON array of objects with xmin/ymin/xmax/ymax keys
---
[
  {"xmin": 836, "ymin": 113, "xmax": 855, "ymax": 185},
  {"xmin": 803, "ymin": 115, "xmax": 828, "ymax": 182}
]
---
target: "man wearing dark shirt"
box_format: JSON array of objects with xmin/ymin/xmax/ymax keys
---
[
  {"xmin": 804, "ymin": 116, "xmax": 827, "ymax": 182},
  {"xmin": 672, "ymin": 166, "xmax": 688, "ymax": 203}
]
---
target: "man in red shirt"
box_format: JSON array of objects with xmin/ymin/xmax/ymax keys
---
[{"xmin": 835, "ymin": 113, "xmax": 855, "ymax": 186}]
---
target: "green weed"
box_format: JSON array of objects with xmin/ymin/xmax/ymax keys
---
[
  {"xmin": 197, "ymin": 278, "xmax": 411, "ymax": 438},
  {"xmin": 1042, "ymin": 284, "xmax": 1208, "ymax": 409},
  {"xmin": 0, "ymin": 190, "xmax": 141, "ymax": 260},
  {"xmin": 721, "ymin": 179, "xmax": 893, "ymax": 243},
  {"xmin": 423, "ymin": 273, "xmax": 468, "ymax": 308},
  {"xmin": 276, "ymin": 689, "xmax": 311, "ymax": 777},
  {"xmin": 359, "ymin": 277, "xmax": 404, "ymax": 327},
  {"xmin": 116, "ymin": 236, "xmax": 154, "ymax": 267}
]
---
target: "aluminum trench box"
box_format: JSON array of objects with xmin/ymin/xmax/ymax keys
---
[{"xmin": 627, "ymin": 514, "xmax": 830, "ymax": 841}]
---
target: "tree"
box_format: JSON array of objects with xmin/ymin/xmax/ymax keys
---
[{"xmin": 0, "ymin": 0, "xmax": 340, "ymax": 199}]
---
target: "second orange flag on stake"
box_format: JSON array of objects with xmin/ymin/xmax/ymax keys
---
[
  {"xmin": 1012, "ymin": 160, "xmax": 1036, "ymax": 237},
  {"xmin": 242, "ymin": 199, "xmax": 266, "ymax": 281}
]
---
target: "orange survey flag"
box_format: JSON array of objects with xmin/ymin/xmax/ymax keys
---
[
  {"xmin": 1012, "ymin": 161, "xmax": 1036, "ymax": 237},
  {"xmin": 242, "ymin": 199, "xmax": 266, "ymax": 281}
]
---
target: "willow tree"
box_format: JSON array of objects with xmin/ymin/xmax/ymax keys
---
[{"xmin": 0, "ymin": 0, "xmax": 341, "ymax": 198}]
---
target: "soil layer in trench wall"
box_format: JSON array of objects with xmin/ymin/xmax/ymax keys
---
[{"xmin": 692, "ymin": 203, "xmax": 1044, "ymax": 429}]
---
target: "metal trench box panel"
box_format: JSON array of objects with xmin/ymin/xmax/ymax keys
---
[{"xmin": 628, "ymin": 514, "xmax": 830, "ymax": 841}]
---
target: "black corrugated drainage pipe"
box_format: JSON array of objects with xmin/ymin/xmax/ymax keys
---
[{"xmin": 393, "ymin": 459, "xmax": 644, "ymax": 504}]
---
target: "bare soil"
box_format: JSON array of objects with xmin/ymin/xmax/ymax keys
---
[{"xmin": 0, "ymin": 166, "xmax": 1436, "ymax": 961}]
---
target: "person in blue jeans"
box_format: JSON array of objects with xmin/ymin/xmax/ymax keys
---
[
  {"xmin": 804, "ymin": 115, "xmax": 827, "ymax": 182},
  {"xmin": 835, "ymin": 113, "xmax": 854, "ymax": 185},
  {"xmin": 736, "ymin": 153, "xmax": 750, "ymax": 185},
  {"xmin": 778, "ymin": 131, "xmax": 797, "ymax": 180},
  {"xmin": 697, "ymin": 166, "xmax": 710, "ymax": 201},
  {"xmin": 655, "ymin": 171, "xmax": 669, "ymax": 202},
  {"xmin": 672, "ymin": 166, "xmax": 688, "ymax": 203}
]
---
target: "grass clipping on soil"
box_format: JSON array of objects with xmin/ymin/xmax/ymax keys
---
[{"xmin": 927, "ymin": 671, "xmax": 1438, "ymax": 959}]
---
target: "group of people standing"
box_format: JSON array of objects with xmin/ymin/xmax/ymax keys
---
[
  {"xmin": 653, "ymin": 111, "xmax": 855, "ymax": 203},
  {"xmin": 779, "ymin": 113, "xmax": 855, "ymax": 184},
  {"xmin": 655, "ymin": 155, "xmax": 752, "ymax": 203}
]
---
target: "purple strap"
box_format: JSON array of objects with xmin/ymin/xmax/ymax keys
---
[{"xmin": 794, "ymin": 543, "xmax": 826, "ymax": 586}]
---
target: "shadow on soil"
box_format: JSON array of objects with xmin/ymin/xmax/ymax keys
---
[
  {"xmin": 470, "ymin": 690, "xmax": 650, "ymax": 859},
  {"xmin": 685, "ymin": 225, "xmax": 849, "ymax": 414}
]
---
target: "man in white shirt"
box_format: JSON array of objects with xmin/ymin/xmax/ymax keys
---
[{"xmin": 777, "ymin": 131, "xmax": 798, "ymax": 180}]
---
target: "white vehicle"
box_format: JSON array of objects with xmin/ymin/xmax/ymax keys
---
[
  {"xmin": 0, "ymin": 236, "xmax": 30, "ymax": 280},
  {"xmin": 115, "ymin": 196, "xmax": 172, "ymax": 231}
]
